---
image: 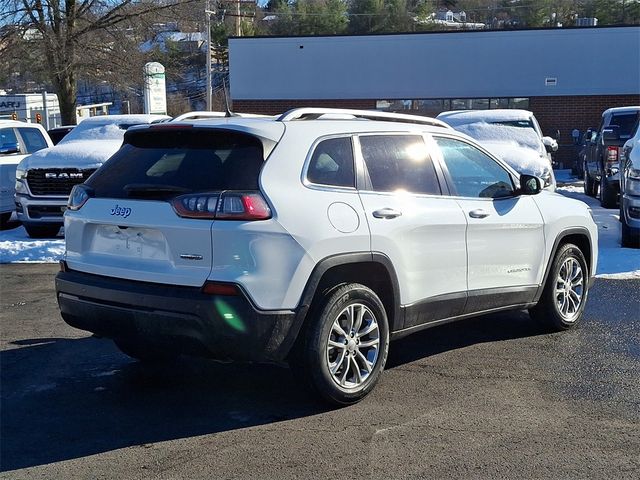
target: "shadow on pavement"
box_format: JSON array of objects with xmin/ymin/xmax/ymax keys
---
[{"xmin": 1, "ymin": 310, "xmax": 547, "ymax": 472}]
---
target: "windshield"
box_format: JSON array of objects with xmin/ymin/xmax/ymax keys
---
[{"xmin": 454, "ymin": 122, "xmax": 541, "ymax": 151}]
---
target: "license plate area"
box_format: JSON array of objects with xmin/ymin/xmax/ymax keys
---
[{"xmin": 92, "ymin": 225, "xmax": 167, "ymax": 260}]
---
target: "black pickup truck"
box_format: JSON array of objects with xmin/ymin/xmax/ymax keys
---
[{"xmin": 583, "ymin": 106, "xmax": 640, "ymax": 208}]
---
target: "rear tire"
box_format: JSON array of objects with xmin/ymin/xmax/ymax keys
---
[
  {"xmin": 529, "ymin": 243, "xmax": 589, "ymax": 331},
  {"xmin": 599, "ymin": 176, "xmax": 617, "ymax": 208},
  {"xmin": 24, "ymin": 224, "xmax": 61, "ymax": 238},
  {"xmin": 114, "ymin": 337, "xmax": 175, "ymax": 363},
  {"xmin": 291, "ymin": 283, "xmax": 389, "ymax": 406}
]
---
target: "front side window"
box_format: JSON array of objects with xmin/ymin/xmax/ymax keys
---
[
  {"xmin": 307, "ymin": 137, "xmax": 355, "ymax": 187},
  {"xmin": 435, "ymin": 137, "xmax": 514, "ymax": 199},
  {"xmin": 359, "ymin": 135, "xmax": 441, "ymax": 195},
  {"xmin": 17, "ymin": 127, "xmax": 48, "ymax": 153}
]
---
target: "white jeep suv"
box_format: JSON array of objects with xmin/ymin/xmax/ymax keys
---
[{"xmin": 55, "ymin": 108, "xmax": 598, "ymax": 405}]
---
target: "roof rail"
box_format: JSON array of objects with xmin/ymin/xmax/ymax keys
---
[{"xmin": 277, "ymin": 108, "xmax": 452, "ymax": 129}]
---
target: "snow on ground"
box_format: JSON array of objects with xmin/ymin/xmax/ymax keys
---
[
  {"xmin": 0, "ymin": 226, "xmax": 64, "ymax": 263},
  {"xmin": 556, "ymin": 172, "xmax": 640, "ymax": 279},
  {"xmin": 1, "ymin": 172, "xmax": 638, "ymax": 278}
]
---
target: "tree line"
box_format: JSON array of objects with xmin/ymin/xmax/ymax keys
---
[{"xmin": 1, "ymin": 0, "xmax": 637, "ymax": 124}]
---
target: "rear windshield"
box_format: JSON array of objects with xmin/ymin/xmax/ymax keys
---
[
  {"xmin": 610, "ymin": 112, "xmax": 640, "ymax": 138},
  {"xmin": 86, "ymin": 129, "xmax": 264, "ymax": 199}
]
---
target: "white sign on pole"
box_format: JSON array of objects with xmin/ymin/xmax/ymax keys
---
[{"xmin": 143, "ymin": 62, "xmax": 167, "ymax": 115}]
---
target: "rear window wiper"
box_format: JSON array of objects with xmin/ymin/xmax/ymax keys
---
[{"xmin": 124, "ymin": 184, "xmax": 191, "ymax": 198}]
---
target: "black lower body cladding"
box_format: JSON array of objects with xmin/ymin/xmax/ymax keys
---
[{"xmin": 55, "ymin": 269, "xmax": 296, "ymax": 362}]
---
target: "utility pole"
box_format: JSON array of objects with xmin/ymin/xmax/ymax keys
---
[{"xmin": 205, "ymin": 0, "xmax": 213, "ymax": 111}]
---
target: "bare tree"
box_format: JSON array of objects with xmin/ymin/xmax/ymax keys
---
[{"xmin": 1, "ymin": 0, "xmax": 198, "ymax": 124}]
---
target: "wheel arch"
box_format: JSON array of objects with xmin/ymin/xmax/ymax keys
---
[
  {"xmin": 282, "ymin": 252, "xmax": 402, "ymax": 360},
  {"xmin": 534, "ymin": 227, "xmax": 594, "ymax": 303}
]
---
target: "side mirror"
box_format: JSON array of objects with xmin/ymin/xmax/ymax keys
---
[
  {"xmin": 542, "ymin": 136, "xmax": 558, "ymax": 153},
  {"xmin": 519, "ymin": 174, "xmax": 542, "ymax": 195},
  {"xmin": 603, "ymin": 125, "xmax": 620, "ymax": 141},
  {"xmin": 0, "ymin": 142, "xmax": 20, "ymax": 154}
]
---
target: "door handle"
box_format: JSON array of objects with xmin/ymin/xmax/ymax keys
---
[
  {"xmin": 372, "ymin": 208, "xmax": 402, "ymax": 219},
  {"xmin": 469, "ymin": 209, "xmax": 490, "ymax": 219}
]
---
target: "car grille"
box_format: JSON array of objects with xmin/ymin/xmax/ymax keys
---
[{"xmin": 26, "ymin": 168, "xmax": 97, "ymax": 196}]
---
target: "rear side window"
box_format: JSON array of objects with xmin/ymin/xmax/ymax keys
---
[
  {"xmin": 307, "ymin": 137, "xmax": 354, "ymax": 187},
  {"xmin": 17, "ymin": 127, "xmax": 48, "ymax": 153},
  {"xmin": 87, "ymin": 129, "xmax": 264, "ymax": 199},
  {"xmin": 359, "ymin": 135, "xmax": 441, "ymax": 195}
]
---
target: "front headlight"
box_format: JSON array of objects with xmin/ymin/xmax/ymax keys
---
[
  {"xmin": 628, "ymin": 168, "xmax": 640, "ymax": 180},
  {"xmin": 14, "ymin": 179, "xmax": 28, "ymax": 194},
  {"xmin": 15, "ymin": 168, "xmax": 26, "ymax": 180}
]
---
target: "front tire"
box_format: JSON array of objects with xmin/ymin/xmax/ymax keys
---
[
  {"xmin": 292, "ymin": 283, "xmax": 390, "ymax": 405},
  {"xmin": 530, "ymin": 243, "xmax": 589, "ymax": 331}
]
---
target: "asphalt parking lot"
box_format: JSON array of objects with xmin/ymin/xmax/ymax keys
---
[{"xmin": 1, "ymin": 264, "xmax": 639, "ymax": 479}]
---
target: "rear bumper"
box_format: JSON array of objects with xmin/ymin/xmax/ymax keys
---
[{"xmin": 55, "ymin": 268, "xmax": 297, "ymax": 362}]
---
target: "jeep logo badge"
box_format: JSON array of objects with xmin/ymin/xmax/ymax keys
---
[{"xmin": 110, "ymin": 205, "xmax": 131, "ymax": 218}]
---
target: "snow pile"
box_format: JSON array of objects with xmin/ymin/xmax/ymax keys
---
[
  {"xmin": 437, "ymin": 109, "xmax": 532, "ymax": 127},
  {"xmin": 0, "ymin": 226, "xmax": 64, "ymax": 263},
  {"xmin": 556, "ymin": 185, "xmax": 640, "ymax": 279},
  {"xmin": 454, "ymin": 122, "xmax": 541, "ymax": 151},
  {"xmin": 480, "ymin": 140, "xmax": 549, "ymax": 177},
  {"xmin": 19, "ymin": 138, "xmax": 122, "ymax": 170}
]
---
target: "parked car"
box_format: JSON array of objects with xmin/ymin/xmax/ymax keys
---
[
  {"xmin": 56, "ymin": 108, "xmax": 598, "ymax": 405},
  {"xmin": 47, "ymin": 125, "xmax": 76, "ymax": 145},
  {"xmin": 437, "ymin": 109, "xmax": 557, "ymax": 189},
  {"xmin": 583, "ymin": 106, "xmax": 640, "ymax": 208},
  {"xmin": 15, "ymin": 114, "xmax": 170, "ymax": 237},
  {"xmin": 0, "ymin": 120, "xmax": 53, "ymax": 227},
  {"xmin": 619, "ymin": 119, "xmax": 640, "ymax": 247}
]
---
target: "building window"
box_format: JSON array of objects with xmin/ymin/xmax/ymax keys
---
[{"xmin": 376, "ymin": 97, "xmax": 530, "ymax": 115}]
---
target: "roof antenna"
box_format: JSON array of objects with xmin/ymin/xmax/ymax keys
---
[{"xmin": 223, "ymin": 75, "xmax": 234, "ymax": 117}]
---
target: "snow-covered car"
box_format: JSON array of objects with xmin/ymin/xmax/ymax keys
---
[
  {"xmin": 1, "ymin": 120, "xmax": 53, "ymax": 227},
  {"xmin": 15, "ymin": 114, "xmax": 170, "ymax": 237},
  {"xmin": 437, "ymin": 109, "xmax": 557, "ymax": 190},
  {"xmin": 620, "ymin": 119, "xmax": 640, "ymax": 247}
]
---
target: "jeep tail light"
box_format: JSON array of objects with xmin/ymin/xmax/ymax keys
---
[
  {"xmin": 216, "ymin": 192, "xmax": 271, "ymax": 220},
  {"xmin": 68, "ymin": 184, "xmax": 93, "ymax": 211},
  {"xmin": 171, "ymin": 193, "xmax": 219, "ymax": 219},
  {"xmin": 171, "ymin": 191, "xmax": 271, "ymax": 220}
]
